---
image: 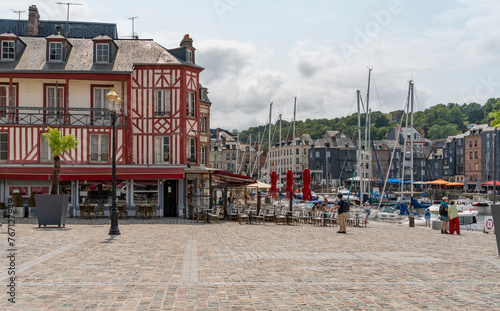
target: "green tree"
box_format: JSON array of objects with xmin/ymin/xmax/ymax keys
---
[{"xmin": 42, "ymin": 127, "xmax": 79, "ymax": 195}]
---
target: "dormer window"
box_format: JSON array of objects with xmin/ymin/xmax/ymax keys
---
[
  {"xmin": 49, "ymin": 42, "xmax": 63, "ymax": 61},
  {"xmin": 92, "ymin": 35, "xmax": 113, "ymax": 64},
  {"xmin": 96, "ymin": 43, "xmax": 109, "ymax": 63},
  {"xmin": 186, "ymin": 50, "xmax": 193, "ymax": 63},
  {"xmin": 1, "ymin": 40, "xmax": 15, "ymax": 60}
]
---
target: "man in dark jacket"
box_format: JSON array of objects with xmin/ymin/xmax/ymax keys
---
[{"xmin": 334, "ymin": 193, "xmax": 347, "ymax": 233}]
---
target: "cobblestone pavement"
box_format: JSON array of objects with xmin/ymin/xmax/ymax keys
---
[{"xmin": 1, "ymin": 217, "xmax": 499, "ymax": 310}]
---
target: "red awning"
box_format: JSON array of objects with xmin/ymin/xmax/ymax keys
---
[
  {"xmin": 0, "ymin": 166, "xmax": 184, "ymax": 181},
  {"xmin": 481, "ymin": 181, "xmax": 500, "ymax": 186}
]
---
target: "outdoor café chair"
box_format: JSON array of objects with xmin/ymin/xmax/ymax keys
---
[
  {"xmin": 252, "ymin": 207, "xmax": 265, "ymax": 224},
  {"xmin": 117, "ymin": 204, "xmax": 128, "ymax": 219},
  {"xmin": 194, "ymin": 206, "xmax": 204, "ymax": 223},
  {"xmin": 86, "ymin": 203, "xmax": 96, "ymax": 219},
  {"xmin": 325, "ymin": 211, "xmax": 338, "ymax": 227},
  {"xmin": 237, "ymin": 206, "xmax": 249, "ymax": 224},
  {"xmin": 207, "ymin": 207, "xmax": 220, "ymax": 223},
  {"xmin": 95, "ymin": 202, "xmax": 105, "ymax": 218},
  {"xmin": 146, "ymin": 205, "xmax": 157, "ymax": 219},
  {"xmin": 79, "ymin": 203, "xmax": 89, "ymax": 219}
]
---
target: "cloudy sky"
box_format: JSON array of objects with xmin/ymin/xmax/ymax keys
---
[{"xmin": 2, "ymin": 0, "xmax": 499, "ymax": 131}]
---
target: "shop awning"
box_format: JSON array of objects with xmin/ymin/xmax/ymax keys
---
[
  {"xmin": 211, "ymin": 170, "xmax": 257, "ymax": 186},
  {"xmin": 246, "ymin": 181, "xmax": 272, "ymax": 189},
  {"xmin": 0, "ymin": 166, "xmax": 184, "ymax": 181}
]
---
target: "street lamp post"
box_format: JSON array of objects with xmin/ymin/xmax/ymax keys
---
[{"xmin": 107, "ymin": 88, "xmax": 121, "ymax": 235}]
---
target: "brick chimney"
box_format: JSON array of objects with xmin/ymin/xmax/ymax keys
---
[
  {"xmin": 27, "ymin": 5, "xmax": 40, "ymax": 36},
  {"xmin": 180, "ymin": 34, "xmax": 193, "ymax": 47},
  {"xmin": 420, "ymin": 129, "xmax": 425, "ymax": 138}
]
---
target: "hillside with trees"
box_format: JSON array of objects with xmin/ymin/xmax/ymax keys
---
[{"xmin": 232, "ymin": 98, "xmax": 500, "ymax": 148}]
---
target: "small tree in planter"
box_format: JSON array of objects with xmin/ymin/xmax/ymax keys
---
[
  {"xmin": 36, "ymin": 127, "xmax": 79, "ymax": 227},
  {"xmin": 11, "ymin": 192, "xmax": 25, "ymax": 217},
  {"xmin": 43, "ymin": 127, "xmax": 79, "ymax": 194},
  {"xmin": 28, "ymin": 192, "xmax": 37, "ymax": 218}
]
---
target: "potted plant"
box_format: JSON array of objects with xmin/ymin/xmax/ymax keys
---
[
  {"xmin": 0, "ymin": 202, "xmax": 5, "ymax": 218},
  {"xmin": 35, "ymin": 127, "xmax": 79, "ymax": 227},
  {"xmin": 11, "ymin": 192, "xmax": 25, "ymax": 217},
  {"xmin": 28, "ymin": 191, "xmax": 37, "ymax": 218}
]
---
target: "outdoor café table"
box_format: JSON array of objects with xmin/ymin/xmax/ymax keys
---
[
  {"xmin": 286, "ymin": 211, "xmax": 293, "ymax": 225},
  {"xmin": 354, "ymin": 213, "xmax": 360, "ymax": 227}
]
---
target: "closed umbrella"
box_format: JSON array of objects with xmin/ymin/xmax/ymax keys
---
[
  {"xmin": 286, "ymin": 170, "xmax": 293, "ymax": 199},
  {"xmin": 302, "ymin": 168, "xmax": 312, "ymax": 201},
  {"xmin": 286, "ymin": 170, "xmax": 294, "ymax": 212},
  {"xmin": 270, "ymin": 171, "xmax": 278, "ymax": 199}
]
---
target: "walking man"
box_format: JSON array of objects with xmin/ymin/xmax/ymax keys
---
[{"xmin": 335, "ymin": 193, "xmax": 348, "ymax": 234}]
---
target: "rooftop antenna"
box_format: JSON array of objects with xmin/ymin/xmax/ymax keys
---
[
  {"xmin": 128, "ymin": 16, "xmax": 138, "ymax": 39},
  {"xmin": 12, "ymin": 10, "xmax": 26, "ymax": 35},
  {"xmin": 56, "ymin": 2, "xmax": 82, "ymax": 43}
]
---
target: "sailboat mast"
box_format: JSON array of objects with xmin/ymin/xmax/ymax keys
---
[
  {"xmin": 357, "ymin": 90, "xmax": 362, "ymax": 201},
  {"xmin": 236, "ymin": 131, "xmax": 240, "ymax": 174},
  {"xmin": 279, "ymin": 114, "xmax": 282, "ymax": 185},
  {"xmin": 410, "ymin": 80, "xmax": 415, "ymax": 199},
  {"xmin": 249, "ymin": 133, "xmax": 252, "ymax": 176},
  {"xmin": 364, "ymin": 68, "xmax": 372, "ymax": 203},
  {"xmin": 293, "ymin": 97, "xmax": 297, "ymax": 181},
  {"xmin": 267, "ymin": 103, "xmax": 273, "ymax": 183}
]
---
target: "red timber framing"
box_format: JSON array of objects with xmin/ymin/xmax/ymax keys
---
[
  {"xmin": 1, "ymin": 126, "xmax": 126, "ymax": 165},
  {"xmin": 130, "ymin": 65, "xmax": 202, "ymax": 166}
]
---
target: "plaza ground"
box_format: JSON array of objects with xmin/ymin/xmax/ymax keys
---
[{"xmin": 1, "ymin": 217, "xmax": 499, "ymax": 310}]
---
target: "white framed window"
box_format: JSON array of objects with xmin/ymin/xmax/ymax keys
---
[
  {"xmin": 46, "ymin": 85, "xmax": 65, "ymax": 119},
  {"xmin": 93, "ymin": 87, "xmax": 111, "ymax": 120},
  {"xmin": 40, "ymin": 135, "xmax": 53, "ymax": 162},
  {"xmin": 155, "ymin": 89, "xmax": 171, "ymax": 117},
  {"xmin": 186, "ymin": 91, "xmax": 195, "ymax": 118},
  {"xmin": 90, "ymin": 134, "xmax": 109, "ymax": 162},
  {"xmin": 0, "ymin": 84, "xmax": 16, "ymax": 117},
  {"xmin": 200, "ymin": 146, "xmax": 206, "ymax": 166},
  {"xmin": 186, "ymin": 50, "xmax": 193, "ymax": 62},
  {"xmin": 187, "ymin": 137, "xmax": 196, "ymax": 161},
  {"xmin": 0, "ymin": 132, "xmax": 7, "ymax": 161},
  {"xmin": 49, "ymin": 42, "xmax": 63, "ymax": 61},
  {"xmin": 155, "ymin": 136, "xmax": 170, "ymax": 164},
  {"xmin": 2, "ymin": 41, "xmax": 15, "ymax": 60},
  {"xmin": 96, "ymin": 43, "xmax": 109, "ymax": 63}
]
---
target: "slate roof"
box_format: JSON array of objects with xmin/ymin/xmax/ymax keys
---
[
  {"xmin": 0, "ymin": 36, "xmax": 203, "ymax": 73},
  {"xmin": 0, "ymin": 19, "xmax": 118, "ymax": 39}
]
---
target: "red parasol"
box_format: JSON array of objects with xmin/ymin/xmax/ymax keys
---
[
  {"xmin": 302, "ymin": 168, "xmax": 312, "ymax": 201},
  {"xmin": 286, "ymin": 170, "xmax": 293, "ymax": 199},
  {"xmin": 270, "ymin": 171, "xmax": 278, "ymax": 199}
]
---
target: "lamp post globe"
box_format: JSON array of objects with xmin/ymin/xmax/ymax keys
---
[{"xmin": 107, "ymin": 88, "xmax": 121, "ymax": 235}]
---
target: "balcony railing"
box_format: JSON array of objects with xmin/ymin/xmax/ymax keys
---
[{"xmin": 0, "ymin": 106, "xmax": 126, "ymax": 127}]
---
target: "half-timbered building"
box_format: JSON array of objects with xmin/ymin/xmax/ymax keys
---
[{"xmin": 0, "ymin": 5, "xmax": 211, "ymax": 217}]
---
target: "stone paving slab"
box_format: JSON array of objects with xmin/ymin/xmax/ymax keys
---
[{"xmin": 1, "ymin": 217, "xmax": 499, "ymax": 310}]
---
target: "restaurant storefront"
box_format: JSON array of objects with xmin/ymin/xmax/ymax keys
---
[{"xmin": 1, "ymin": 165, "xmax": 256, "ymax": 219}]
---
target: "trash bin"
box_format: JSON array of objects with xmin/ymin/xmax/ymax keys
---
[{"xmin": 409, "ymin": 215, "xmax": 415, "ymax": 227}]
